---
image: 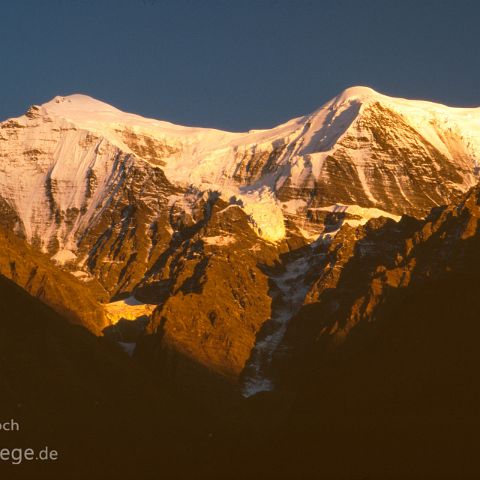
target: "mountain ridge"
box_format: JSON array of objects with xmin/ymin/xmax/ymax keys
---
[{"xmin": 3, "ymin": 86, "xmax": 480, "ymax": 247}]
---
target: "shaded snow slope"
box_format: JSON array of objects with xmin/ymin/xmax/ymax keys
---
[{"xmin": 241, "ymin": 255, "xmax": 312, "ymax": 396}]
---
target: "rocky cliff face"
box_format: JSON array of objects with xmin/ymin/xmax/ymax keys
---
[
  {"xmin": 1, "ymin": 86, "xmax": 480, "ymax": 389},
  {"xmin": 281, "ymin": 101, "xmax": 473, "ymax": 217},
  {"xmin": 139, "ymin": 195, "xmax": 282, "ymax": 382},
  {"xmin": 276, "ymin": 184, "xmax": 480, "ymax": 389}
]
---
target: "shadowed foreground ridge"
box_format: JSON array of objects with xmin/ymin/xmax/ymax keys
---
[{"xmin": 0, "ymin": 274, "xmax": 214, "ymax": 479}]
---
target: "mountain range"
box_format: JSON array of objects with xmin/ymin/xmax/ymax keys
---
[{"xmin": 1, "ymin": 86, "xmax": 480, "ymax": 478}]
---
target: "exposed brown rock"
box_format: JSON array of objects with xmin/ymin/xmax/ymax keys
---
[
  {"xmin": 143, "ymin": 197, "xmax": 281, "ymax": 383},
  {"xmin": 280, "ymin": 184, "xmax": 480, "ymax": 383},
  {"xmin": 0, "ymin": 227, "xmax": 107, "ymax": 335}
]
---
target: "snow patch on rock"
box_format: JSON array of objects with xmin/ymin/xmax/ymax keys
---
[
  {"xmin": 104, "ymin": 296, "xmax": 156, "ymax": 324},
  {"xmin": 51, "ymin": 249, "xmax": 77, "ymax": 265},
  {"xmin": 242, "ymin": 255, "xmax": 314, "ymax": 397}
]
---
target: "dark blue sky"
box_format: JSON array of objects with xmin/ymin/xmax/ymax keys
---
[{"xmin": 1, "ymin": 0, "xmax": 479, "ymax": 131}]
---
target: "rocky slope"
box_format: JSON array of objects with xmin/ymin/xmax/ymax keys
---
[
  {"xmin": 0, "ymin": 222, "xmax": 107, "ymax": 334},
  {"xmin": 139, "ymin": 195, "xmax": 282, "ymax": 385},
  {"xmin": 1, "ymin": 86, "xmax": 480, "ymax": 390},
  {"xmin": 280, "ymin": 183, "xmax": 480, "ymax": 371}
]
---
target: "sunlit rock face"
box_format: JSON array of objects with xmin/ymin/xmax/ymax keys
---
[{"xmin": 0, "ymin": 86, "xmax": 479, "ymax": 385}]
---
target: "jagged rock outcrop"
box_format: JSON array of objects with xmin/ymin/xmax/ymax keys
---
[
  {"xmin": 278, "ymin": 184, "xmax": 480, "ymax": 386},
  {"xmin": 142, "ymin": 196, "xmax": 281, "ymax": 382}
]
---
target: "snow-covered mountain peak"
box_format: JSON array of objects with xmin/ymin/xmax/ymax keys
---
[
  {"xmin": 34, "ymin": 94, "xmax": 242, "ymax": 153},
  {"xmin": 39, "ymin": 93, "xmax": 189, "ymax": 133},
  {"xmin": 42, "ymin": 94, "xmax": 124, "ymax": 117},
  {"xmin": 331, "ymin": 85, "xmax": 380, "ymax": 104},
  {"xmin": 317, "ymin": 85, "xmax": 480, "ymax": 123}
]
